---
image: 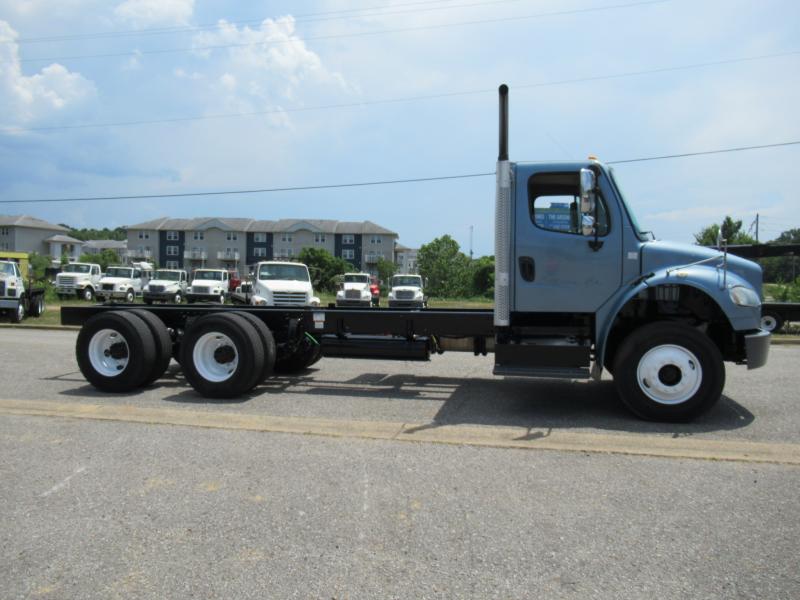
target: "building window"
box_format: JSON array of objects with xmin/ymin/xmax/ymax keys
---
[
  {"xmin": 314, "ymin": 233, "xmax": 326, "ymax": 243},
  {"xmin": 166, "ymin": 231, "xmax": 179, "ymax": 241},
  {"xmin": 342, "ymin": 234, "xmax": 354, "ymax": 245},
  {"xmin": 193, "ymin": 231, "xmax": 204, "ymax": 241},
  {"xmin": 281, "ymin": 234, "xmax": 293, "ymax": 243},
  {"xmin": 0, "ymin": 227, "xmax": 8, "ymax": 236},
  {"xmin": 253, "ymin": 247, "xmax": 267, "ymax": 258},
  {"xmin": 254, "ymin": 232, "xmax": 267, "ymax": 243},
  {"xmin": 166, "ymin": 245, "xmax": 179, "ymax": 256},
  {"xmin": 138, "ymin": 231, "xmax": 150, "ymax": 240},
  {"xmin": 277, "ymin": 248, "xmax": 293, "ymax": 258},
  {"xmin": 226, "ymin": 232, "xmax": 238, "ymax": 241},
  {"xmin": 370, "ymin": 236, "xmax": 382, "ymax": 244},
  {"xmin": 166, "ymin": 260, "xmax": 179, "ymax": 269},
  {"xmin": 342, "ymin": 249, "xmax": 355, "ymax": 260}
]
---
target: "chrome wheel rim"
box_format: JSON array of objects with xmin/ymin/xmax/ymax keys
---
[
  {"xmin": 192, "ymin": 332, "xmax": 238, "ymax": 383},
  {"xmin": 760, "ymin": 315, "xmax": 777, "ymax": 332},
  {"xmin": 636, "ymin": 344, "xmax": 702, "ymax": 405},
  {"xmin": 88, "ymin": 329, "xmax": 129, "ymax": 377}
]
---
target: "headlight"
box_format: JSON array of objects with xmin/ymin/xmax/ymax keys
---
[
  {"xmin": 336, "ymin": 291, "xmax": 344, "ymax": 298},
  {"xmin": 251, "ymin": 296, "xmax": 268, "ymax": 306},
  {"xmin": 414, "ymin": 291, "xmax": 423, "ymax": 299},
  {"xmin": 143, "ymin": 285, "xmax": 150, "ymax": 292},
  {"xmin": 729, "ymin": 285, "xmax": 760, "ymax": 308},
  {"xmin": 118, "ymin": 285, "xmax": 127, "ymax": 291}
]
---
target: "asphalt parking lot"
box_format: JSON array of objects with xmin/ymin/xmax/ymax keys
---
[{"xmin": 2, "ymin": 329, "xmax": 799, "ymax": 599}]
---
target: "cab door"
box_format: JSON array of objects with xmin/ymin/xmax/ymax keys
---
[{"xmin": 513, "ymin": 166, "xmax": 623, "ymax": 314}]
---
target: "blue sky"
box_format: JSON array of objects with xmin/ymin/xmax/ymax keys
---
[{"xmin": 1, "ymin": 0, "xmax": 798, "ymax": 255}]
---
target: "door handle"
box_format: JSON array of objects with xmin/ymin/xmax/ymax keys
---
[{"xmin": 518, "ymin": 256, "xmax": 535, "ymax": 282}]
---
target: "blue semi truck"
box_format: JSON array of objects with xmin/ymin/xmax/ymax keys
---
[{"xmin": 62, "ymin": 85, "xmax": 770, "ymax": 422}]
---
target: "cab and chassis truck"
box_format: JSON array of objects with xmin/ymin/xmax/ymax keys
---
[{"xmin": 62, "ymin": 87, "xmax": 770, "ymax": 422}]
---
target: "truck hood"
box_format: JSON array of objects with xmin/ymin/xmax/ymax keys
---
[
  {"xmin": 99, "ymin": 277, "xmax": 133, "ymax": 286},
  {"xmin": 641, "ymin": 240, "xmax": 762, "ymax": 291},
  {"xmin": 343, "ymin": 282, "xmax": 369, "ymax": 292},
  {"xmin": 148, "ymin": 279, "xmax": 180, "ymax": 287},
  {"xmin": 256, "ymin": 280, "xmax": 311, "ymax": 293}
]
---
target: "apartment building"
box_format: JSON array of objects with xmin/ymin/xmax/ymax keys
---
[
  {"xmin": 394, "ymin": 244, "xmax": 419, "ymax": 274},
  {"xmin": 0, "ymin": 215, "xmax": 84, "ymax": 263},
  {"xmin": 126, "ymin": 217, "xmax": 399, "ymax": 275}
]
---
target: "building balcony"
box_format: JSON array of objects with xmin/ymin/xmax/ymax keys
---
[
  {"xmin": 184, "ymin": 250, "xmax": 208, "ymax": 260},
  {"xmin": 364, "ymin": 254, "xmax": 383, "ymax": 264},
  {"xmin": 217, "ymin": 251, "xmax": 241, "ymax": 261},
  {"xmin": 126, "ymin": 249, "xmax": 153, "ymax": 259}
]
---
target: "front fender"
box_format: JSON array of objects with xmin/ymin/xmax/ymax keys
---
[{"xmin": 595, "ymin": 265, "xmax": 761, "ymax": 376}]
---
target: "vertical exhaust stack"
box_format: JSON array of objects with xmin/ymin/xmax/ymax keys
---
[{"xmin": 494, "ymin": 84, "xmax": 512, "ymax": 327}]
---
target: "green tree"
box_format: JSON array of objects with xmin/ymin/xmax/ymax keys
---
[
  {"xmin": 470, "ymin": 255, "xmax": 495, "ymax": 297},
  {"xmin": 376, "ymin": 257, "xmax": 396, "ymax": 287},
  {"xmin": 761, "ymin": 228, "xmax": 800, "ymax": 283},
  {"xmin": 694, "ymin": 216, "xmax": 756, "ymax": 246},
  {"xmin": 78, "ymin": 249, "xmax": 122, "ymax": 271},
  {"xmin": 297, "ymin": 247, "xmax": 352, "ymax": 293},
  {"xmin": 417, "ymin": 235, "xmax": 471, "ymax": 297},
  {"xmin": 66, "ymin": 226, "xmax": 127, "ymax": 242},
  {"xmin": 28, "ymin": 252, "xmax": 51, "ymax": 281}
]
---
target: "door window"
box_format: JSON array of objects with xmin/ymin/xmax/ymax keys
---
[{"xmin": 529, "ymin": 172, "xmax": 609, "ymax": 236}]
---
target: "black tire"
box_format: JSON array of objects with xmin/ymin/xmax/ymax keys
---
[
  {"xmin": 125, "ymin": 289, "xmax": 135, "ymax": 303},
  {"xmin": 76, "ymin": 311, "xmax": 156, "ymax": 393},
  {"xmin": 613, "ymin": 322, "xmax": 725, "ymax": 422},
  {"xmin": 760, "ymin": 311, "xmax": 784, "ymax": 333},
  {"xmin": 187, "ymin": 298, "xmax": 195, "ymax": 304},
  {"xmin": 274, "ymin": 338, "xmax": 322, "ymax": 374},
  {"xmin": 180, "ymin": 313, "xmax": 265, "ymax": 398},
  {"xmin": 30, "ymin": 295, "xmax": 45, "ymax": 318},
  {"xmin": 82, "ymin": 287, "xmax": 94, "ymax": 302},
  {"xmin": 128, "ymin": 309, "xmax": 172, "ymax": 386},
  {"xmin": 11, "ymin": 297, "xmax": 25, "ymax": 323},
  {"xmin": 144, "ymin": 298, "xmax": 153, "ymax": 305},
  {"xmin": 232, "ymin": 311, "xmax": 277, "ymax": 385}
]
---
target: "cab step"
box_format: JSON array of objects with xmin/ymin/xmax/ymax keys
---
[{"xmin": 493, "ymin": 338, "xmax": 590, "ymax": 379}]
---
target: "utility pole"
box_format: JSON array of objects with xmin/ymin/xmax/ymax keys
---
[
  {"xmin": 469, "ymin": 225, "xmax": 474, "ymax": 260},
  {"xmin": 756, "ymin": 213, "xmax": 759, "ymax": 243}
]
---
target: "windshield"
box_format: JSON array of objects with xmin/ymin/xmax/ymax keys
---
[
  {"xmin": 194, "ymin": 270, "xmax": 223, "ymax": 281},
  {"xmin": 392, "ymin": 276, "xmax": 422, "ymax": 287},
  {"xmin": 155, "ymin": 270, "xmax": 181, "ymax": 281},
  {"xmin": 608, "ymin": 167, "xmax": 650, "ymax": 240},
  {"xmin": 0, "ymin": 263, "xmax": 15, "ymax": 276},
  {"xmin": 258, "ymin": 264, "xmax": 309, "ymax": 282},
  {"xmin": 106, "ymin": 267, "xmax": 132, "ymax": 278},
  {"xmin": 344, "ymin": 274, "xmax": 369, "ymax": 283},
  {"xmin": 62, "ymin": 264, "xmax": 91, "ymax": 274}
]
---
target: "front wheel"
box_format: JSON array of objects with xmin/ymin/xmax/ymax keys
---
[
  {"xmin": 613, "ymin": 322, "xmax": 725, "ymax": 422},
  {"xmin": 760, "ymin": 311, "xmax": 784, "ymax": 333},
  {"xmin": 174, "ymin": 292, "xmax": 182, "ymax": 304},
  {"xmin": 218, "ymin": 294, "xmax": 226, "ymax": 305},
  {"xmin": 125, "ymin": 290, "xmax": 135, "ymax": 303},
  {"xmin": 82, "ymin": 287, "xmax": 94, "ymax": 302},
  {"xmin": 12, "ymin": 298, "xmax": 25, "ymax": 323}
]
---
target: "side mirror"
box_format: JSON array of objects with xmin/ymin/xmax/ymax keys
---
[
  {"xmin": 581, "ymin": 215, "xmax": 596, "ymax": 237},
  {"xmin": 579, "ymin": 168, "xmax": 596, "ymax": 214}
]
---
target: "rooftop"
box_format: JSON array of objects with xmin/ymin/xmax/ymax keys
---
[
  {"xmin": 126, "ymin": 217, "xmax": 397, "ymax": 236},
  {"xmin": 0, "ymin": 215, "xmax": 69, "ymax": 232}
]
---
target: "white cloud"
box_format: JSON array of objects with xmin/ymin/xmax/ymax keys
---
[
  {"xmin": 187, "ymin": 16, "xmax": 349, "ymax": 126},
  {"xmin": 114, "ymin": 0, "xmax": 194, "ymax": 27},
  {"xmin": 0, "ymin": 20, "xmax": 96, "ymax": 125}
]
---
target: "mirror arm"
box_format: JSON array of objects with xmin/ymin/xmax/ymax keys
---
[{"xmin": 588, "ymin": 192, "xmax": 603, "ymax": 251}]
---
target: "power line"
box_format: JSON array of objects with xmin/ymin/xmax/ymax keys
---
[
  {"xmin": 607, "ymin": 141, "xmax": 800, "ymax": 164},
  {"xmin": 5, "ymin": 49, "xmax": 796, "ymax": 134},
  {"xmin": 2, "ymin": 140, "xmax": 798, "ymax": 205},
  {"xmin": 13, "ymin": 0, "xmax": 532, "ymax": 44},
  {"xmin": 14, "ymin": 0, "xmax": 668, "ymax": 64}
]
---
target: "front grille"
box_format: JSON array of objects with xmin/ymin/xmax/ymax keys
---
[
  {"xmin": 102, "ymin": 283, "xmax": 115, "ymax": 291},
  {"xmin": 345, "ymin": 289, "xmax": 362, "ymax": 299},
  {"xmin": 149, "ymin": 285, "xmax": 165, "ymax": 293},
  {"xmin": 273, "ymin": 291, "xmax": 307, "ymax": 306},
  {"xmin": 395, "ymin": 290, "xmax": 415, "ymax": 300},
  {"xmin": 193, "ymin": 286, "xmax": 211, "ymax": 294},
  {"xmin": 57, "ymin": 276, "xmax": 77, "ymax": 286}
]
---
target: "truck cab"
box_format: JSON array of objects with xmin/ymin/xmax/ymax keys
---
[
  {"xmin": 336, "ymin": 273, "xmax": 373, "ymax": 308},
  {"xmin": 96, "ymin": 264, "xmax": 150, "ymax": 303},
  {"xmin": 388, "ymin": 274, "xmax": 426, "ymax": 309},
  {"xmin": 56, "ymin": 262, "xmax": 102, "ymax": 301},
  {"xmin": 187, "ymin": 269, "xmax": 229, "ymax": 304},
  {"xmin": 250, "ymin": 261, "xmax": 320, "ymax": 307},
  {"xmin": 143, "ymin": 269, "xmax": 188, "ymax": 304},
  {"xmin": 0, "ymin": 259, "xmax": 45, "ymax": 322}
]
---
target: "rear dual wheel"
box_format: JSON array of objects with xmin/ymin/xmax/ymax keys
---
[{"xmin": 179, "ymin": 313, "xmax": 265, "ymax": 398}]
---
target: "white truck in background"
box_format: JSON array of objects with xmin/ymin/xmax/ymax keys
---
[
  {"xmin": 0, "ymin": 260, "xmax": 46, "ymax": 322},
  {"xmin": 336, "ymin": 273, "xmax": 373, "ymax": 308},
  {"xmin": 388, "ymin": 274, "xmax": 426, "ymax": 309},
  {"xmin": 143, "ymin": 269, "xmax": 189, "ymax": 304},
  {"xmin": 55, "ymin": 263, "xmax": 102, "ymax": 301},
  {"xmin": 187, "ymin": 269, "xmax": 229, "ymax": 304},
  {"xmin": 96, "ymin": 262, "xmax": 153, "ymax": 303},
  {"xmin": 250, "ymin": 261, "xmax": 320, "ymax": 307}
]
